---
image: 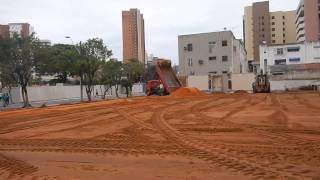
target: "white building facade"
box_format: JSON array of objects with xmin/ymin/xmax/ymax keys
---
[
  {"xmin": 260, "ymin": 41, "xmax": 320, "ymax": 73},
  {"xmin": 178, "ymin": 31, "xmax": 247, "ymax": 76}
]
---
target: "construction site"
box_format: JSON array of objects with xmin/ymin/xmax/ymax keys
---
[{"xmin": 0, "ymin": 89, "xmax": 319, "ymax": 179}]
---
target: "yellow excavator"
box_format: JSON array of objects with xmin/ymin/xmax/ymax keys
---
[{"xmin": 253, "ymin": 70, "xmax": 271, "ymax": 93}]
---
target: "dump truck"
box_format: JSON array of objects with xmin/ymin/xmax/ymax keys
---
[
  {"xmin": 253, "ymin": 70, "xmax": 271, "ymax": 93},
  {"xmin": 146, "ymin": 59, "xmax": 181, "ymax": 96}
]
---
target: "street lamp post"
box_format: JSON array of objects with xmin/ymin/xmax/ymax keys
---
[{"xmin": 65, "ymin": 36, "xmax": 83, "ymax": 102}]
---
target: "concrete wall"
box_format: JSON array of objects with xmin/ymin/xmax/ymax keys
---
[
  {"xmin": 187, "ymin": 76, "xmax": 209, "ymax": 91},
  {"xmin": 271, "ymin": 80, "xmax": 320, "ymax": 91},
  {"xmin": 231, "ymin": 73, "xmax": 255, "ymax": 91},
  {"xmin": 9, "ymin": 83, "xmax": 146, "ymax": 103}
]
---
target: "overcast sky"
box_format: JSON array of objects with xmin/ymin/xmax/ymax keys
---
[{"xmin": 1, "ymin": 0, "xmax": 299, "ymax": 64}]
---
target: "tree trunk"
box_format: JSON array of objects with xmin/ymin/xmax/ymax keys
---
[
  {"xmin": 80, "ymin": 75, "xmax": 84, "ymax": 102},
  {"xmin": 21, "ymin": 87, "xmax": 25, "ymax": 105},
  {"xmin": 129, "ymin": 86, "xmax": 133, "ymax": 97},
  {"xmin": 86, "ymin": 85, "xmax": 92, "ymax": 102},
  {"xmin": 125, "ymin": 87, "xmax": 129, "ymax": 97},
  {"xmin": 8, "ymin": 86, "xmax": 12, "ymax": 103},
  {"xmin": 21, "ymin": 86, "xmax": 31, "ymax": 108},
  {"xmin": 115, "ymin": 84, "xmax": 119, "ymax": 98}
]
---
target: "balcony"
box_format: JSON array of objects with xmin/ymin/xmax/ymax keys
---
[{"xmin": 295, "ymin": 17, "xmax": 305, "ymax": 26}]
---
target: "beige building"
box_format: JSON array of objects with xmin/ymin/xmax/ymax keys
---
[
  {"xmin": 270, "ymin": 11, "xmax": 297, "ymax": 44},
  {"xmin": 122, "ymin": 9, "xmax": 146, "ymax": 64},
  {"xmin": 243, "ymin": 1, "xmax": 297, "ymax": 70},
  {"xmin": 296, "ymin": 0, "xmax": 320, "ymax": 42}
]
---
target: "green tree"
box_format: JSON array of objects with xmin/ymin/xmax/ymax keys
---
[
  {"xmin": 77, "ymin": 38, "xmax": 112, "ymax": 101},
  {"xmin": 36, "ymin": 44, "xmax": 79, "ymax": 84},
  {"xmin": 98, "ymin": 59, "xmax": 122, "ymax": 99},
  {"xmin": 0, "ymin": 34, "xmax": 40, "ymax": 107},
  {"xmin": 121, "ymin": 59, "xmax": 145, "ymax": 97}
]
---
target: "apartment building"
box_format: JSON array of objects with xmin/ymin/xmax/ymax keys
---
[
  {"xmin": 122, "ymin": 9, "xmax": 146, "ymax": 64},
  {"xmin": 0, "ymin": 25, "xmax": 9, "ymax": 39},
  {"xmin": 0, "ymin": 23, "xmax": 33, "ymax": 38},
  {"xmin": 178, "ymin": 31, "xmax": 247, "ymax": 76},
  {"xmin": 243, "ymin": 1, "xmax": 297, "ymax": 70},
  {"xmin": 270, "ymin": 11, "xmax": 297, "ymax": 44},
  {"xmin": 260, "ymin": 41, "xmax": 320, "ymax": 73},
  {"xmin": 296, "ymin": 0, "xmax": 320, "ymax": 42}
]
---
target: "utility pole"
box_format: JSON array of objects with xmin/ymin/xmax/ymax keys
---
[{"xmin": 65, "ymin": 36, "xmax": 83, "ymax": 102}]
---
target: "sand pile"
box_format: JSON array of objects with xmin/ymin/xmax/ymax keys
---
[
  {"xmin": 170, "ymin": 87, "xmax": 204, "ymax": 97},
  {"xmin": 234, "ymin": 90, "xmax": 249, "ymax": 94}
]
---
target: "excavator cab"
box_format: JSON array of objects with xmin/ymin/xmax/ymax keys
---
[{"xmin": 253, "ymin": 70, "xmax": 271, "ymax": 93}]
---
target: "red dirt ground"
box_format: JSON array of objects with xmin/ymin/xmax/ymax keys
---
[{"xmin": 0, "ymin": 92, "xmax": 319, "ymax": 179}]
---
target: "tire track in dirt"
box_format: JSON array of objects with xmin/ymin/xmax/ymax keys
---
[
  {"xmin": 0, "ymin": 152, "xmax": 38, "ymax": 178},
  {"xmin": 151, "ymin": 100, "xmax": 303, "ymax": 179}
]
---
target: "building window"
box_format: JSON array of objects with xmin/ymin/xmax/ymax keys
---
[
  {"xmin": 272, "ymin": 28, "xmax": 275, "ymax": 31},
  {"xmin": 222, "ymin": 71, "xmax": 228, "ymax": 74},
  {"xmin": 277, "ymin": 48, "xmax": 284, "ymax": 55},
  {"xmin": 222, "ymin": 40, "xmax": 228, "ymax": 46},
  {"xmin": 283, "ymin": 34, "xmax": 286, "ymax": 37},
  {"xmin": 261, "ymin": 22, "xmax": 264, "ymax": 25},
  {"xmin": 283, "ymin": 16, "xmax": 285, "ymax": 19},
  {"xmin": 283, "ymin": 22, "xmax": 285, "ymax": 25},
  {"xmin": 261, "ymin": 16, "xmax": 264, "ymax": 19},
  {"xmin": 222, "ymin": 56, "xmax": 228, "ymax": 62},
  {"xmin": 209, "ymin": 71, "xmax": 217, "ymax": 74},
  {"xmin": 208, "ymin": 41, "xmax": 216, "ymax": 53},
  {"xmin": 198, "ymin": 59, "xmax": 204, "ymax": 64},
  {"xmin": 283, "ymin": 28, "xmax": 286, "ymax": 31},
  {"xmin": 272, "ymin": 22, "xmax": 275, "ymax": 25},
  {"xmin": 275, "ymin": 59, "xmax": 286, "ymax": 65},
  {"xmin": 272, "ymin": 40, "xmax": 276, "ymax": 43},
  {"xmin": 209, "ymin": 56, "xmax": 217, "ymax": 60},
  {"xmin": 287, "ymin": 47, "xmax": 300, "ymax": 52},
  {"xmin": 289, "ymin": 57, "xmax": 301, "ymax": 62},
  {"xmin": 283, "ymin": 40, "xmax": 286, "ymax": 43},
  {"xmin": 188, "ymin": 58, "xmax": 193, "ymax": 66},
  {"xmin": 261, "ymin": 28, "xmax": 264, "ymax": 31},
  {"xmin": 272, "ymin": 16, "xmax": 275, "ymax": 19},
  {"xmin": 272, "ymin": 34, "xmax": 275, "ymax": 37},
  {"xmin": 187, "ymin": 43, "xmax": 193, "ymax": 51},
  {"xmin": 228, "ymin": 80, "xmax": 232, "ymax": 90},
  {"xmin": 264, "ymin": 59, "xmax": 268, "ymax": 72}
]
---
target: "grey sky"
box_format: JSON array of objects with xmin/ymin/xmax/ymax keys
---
[{"xmin": 0, "ymin": 0, "xmax": 299, "ymax": 64}]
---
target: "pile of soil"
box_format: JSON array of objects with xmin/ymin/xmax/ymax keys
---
[
  {"xmin": 170, "ymin": 87, "xmax": 204, "ymax": 97},
  {"xmin": 234, "ymin": 90, "xmax": 249, "ymax": 94}
]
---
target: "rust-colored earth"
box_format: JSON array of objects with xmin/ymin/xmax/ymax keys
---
[{"xmin": 0, "ymin": 92, "xmax": 320, "ymax": 179}]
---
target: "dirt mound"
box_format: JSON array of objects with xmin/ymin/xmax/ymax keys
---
[
  {"xmin": 234, "ymin": 90, "xmax": 249, "ymax": 94},
  {"xmin": 170, "ymin": 87, "xmax": 204, "ymax": 97}
]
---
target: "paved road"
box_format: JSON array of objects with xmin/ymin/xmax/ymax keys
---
[{"xmin": 0, "ymin": 93, "xmax": 146, "ymax": 111}]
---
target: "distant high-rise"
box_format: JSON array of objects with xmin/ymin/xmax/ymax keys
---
[
  {"xmin": 122, "ymin": 8, "xmax": 145, "ymax": 64},
  {"xmin": 0, "ymin": 23, "xmax": 33, "ymax": 39},
  {"xmin": 296, "ymin": 0, "xmax": 320, "ymax": 42},
  {"xmin": 0, "ymin": 25, "xmax": 9, "ymax": 39},
  {"xmin": 243, "ymin": 1, "xmax": 297, "ymax": 72}
]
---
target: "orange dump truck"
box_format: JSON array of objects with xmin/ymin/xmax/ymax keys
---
[{"xmin": 146, "ymin": 60, "xmax": 181, "ymax": 96}]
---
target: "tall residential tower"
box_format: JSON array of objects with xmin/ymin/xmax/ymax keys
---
[
  {"xmin": 296, "ymin": 0, "xmax": 320, "ymax": 42},
  {"xmin": 243, "ymin": 1, "xmax": 297, "ymax": 72},
  {"xmin": 122, "ymin": 8, "xmax": 146, "ymax": 64}
]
